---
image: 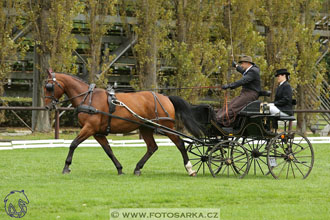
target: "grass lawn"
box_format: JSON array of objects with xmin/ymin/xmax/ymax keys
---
[{"xmin": 0, "ymin": 141, "xmax": 329, "ymax": 220}]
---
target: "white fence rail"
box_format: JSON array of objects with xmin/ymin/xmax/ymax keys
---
[{"xmin": 0, "ymin": 137, "xmax": 329, "ymax": 151}]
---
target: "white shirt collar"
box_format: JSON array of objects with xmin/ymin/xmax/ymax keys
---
[
  {"xmin": 243, "ymin": 65, "xmax": 253, "ymax": 75},
  {"xmin": 279, "ymin": 80, "xmax": 286, "ymax": 86}
]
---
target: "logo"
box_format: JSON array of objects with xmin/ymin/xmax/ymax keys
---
[{"xmin": 4, "ymin": 190, "xmax": 29, "ymax": 218}]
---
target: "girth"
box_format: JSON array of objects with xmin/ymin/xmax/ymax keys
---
[{"xmin": 106, "ymin": 88, "xmax": 117, "ymax": 134}]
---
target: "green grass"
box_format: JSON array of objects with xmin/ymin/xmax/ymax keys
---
[
  {"xmin": 1, "ymin": 144, "xmax": 330, "ymax": 220},
  {"xmin": 0, "ymin": 131, "xmax": 144, "ymax": 141}
]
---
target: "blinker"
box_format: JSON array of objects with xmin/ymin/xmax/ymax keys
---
[{"xmin": 45, "ymin": 83, "xmax": 54, "ymax": 91}]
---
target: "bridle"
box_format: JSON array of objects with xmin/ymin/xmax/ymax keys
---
[
  {"xmin": 44, "ymin": 70, "xmax": 97, "ymax": 110},
  {"xmin": 44, "ymin": 71, "xmax": 65, "ymax": 108}
]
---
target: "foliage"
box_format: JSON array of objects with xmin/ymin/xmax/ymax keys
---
[
  {"xmin": 47, "ymin": 0, "xmax": 83, "ymax": 73},
  {"xmin": 131, "ymin": 0, "xmax": 171, "ymax": 90},
  {"xmin": 82, "ymin": 0, "xmax": 117, "ymax": 87},
  {"xmin": 0, "ymin": 1, "xmax": 26, "ymax": 96}
]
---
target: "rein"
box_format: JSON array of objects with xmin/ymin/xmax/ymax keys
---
[
  {"xmin": 221, "ymin": 90, "xmax": 236, "ymax": 126},
  {"xmin": 45, "ymin": 71, "xmax": 95, "ymax": 107}
]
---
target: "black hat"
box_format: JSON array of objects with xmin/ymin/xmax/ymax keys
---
[{"xmin": 275, "ymin": 69, "xmax": 290, "ymax": 77}]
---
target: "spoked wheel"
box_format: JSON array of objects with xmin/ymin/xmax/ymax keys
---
[
  {"xmin": 186, "ymin": 142, "xmax": 212, "ymax": 175},
  {"xmin": 239, "ymin": 138, "xmax": 270, "ymax": 176},
  {"xmin": 266, "ymin": 132, "xmax": 314, "ymax": 179},
  {"xmin": 208, "ymin": 140, "xmax": 250, "ymax": 178}
]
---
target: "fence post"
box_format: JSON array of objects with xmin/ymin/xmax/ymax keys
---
[{"xmin": 55, "ymin": 110, "xmax": 60, "ymax": 139}]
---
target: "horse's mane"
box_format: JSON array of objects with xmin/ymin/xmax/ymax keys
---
[{"xmin": 57, "ymin": 72, "xmax": 89, "ymax": 86}]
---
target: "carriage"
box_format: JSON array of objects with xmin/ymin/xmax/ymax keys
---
[
  {"xmin": 186, "ymin": 93, "xmax": 314, "ymax": 179},
  {"xmin": 44, "ymin": 71, "xmax": 314, "ymax": 179}
]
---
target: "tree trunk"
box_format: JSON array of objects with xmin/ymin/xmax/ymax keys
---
[
  {"xmin": 142, "ymin": 36, "xmax": 157, "ymax": 89},
  {"xmin": 34, "ymin": 0, "xmax": 51, "ymax": 132},
  {"xmin": 139, "ymin": 0, "xmax": 158, "ymax": 90},
  {"xmin": 296, "ymin": 86, "xmax": 307, "ymax": 134},
  {"xmin": 176, "ymin": 0, "xmax": 187, "ymax": 43}
]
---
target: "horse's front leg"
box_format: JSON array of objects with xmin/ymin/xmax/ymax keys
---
[
  {"xmin": 93, "ymin": 135, "xmax": 123, "ymax": 175},
  {"xmin": 62, "ymin": 127, "xmax": 92, "ymax": 174}
]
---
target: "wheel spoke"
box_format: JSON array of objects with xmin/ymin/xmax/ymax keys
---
[
  {"xmin": 277, "ymin": 160, "xmax": 288, "ymax": 177},
  {"xmin": 293, "ymin": 160, "xmax": 312, "ymax": 168},
  {"xmin": 291, "ymin": 162, "xmax": 295, "ymax": 178},
  {"xmin": 230, "ymin": 165, "xmax": 238, "ymax": 177},
  {"xmin": 192, "ymin": 160, "xmax": 201, "ymax": 167},
  {"xmin": 256, "ymin": 159, "xmax": 265, "ymax": 175},
  {"xmin": 286, "ymin": 162, "xmax": 290, "ymax": 179},
  {"xmin": 196, "ymin": 161, "xmax": 203, "ymax": 173},
  {"xmin": 203, "ymin": 162, "xmax": 205, "ymax": 175},
  {"xmin": 293, "ymin": 160, "xmax": 306, "ymax": 176}
]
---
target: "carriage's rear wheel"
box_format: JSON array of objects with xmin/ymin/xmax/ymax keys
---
[
  {"xmin": 208, "ymin": 140, "xmax": 250, "ymax": 178},
  {"xmin": 239, "ymin": 138, "xmax": 269, "ymax": 176},
  {"xmin": 266, "ymin": 132, "xmax": 314, "ymax": 179}
]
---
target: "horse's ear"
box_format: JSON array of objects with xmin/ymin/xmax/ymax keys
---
[{"xmin": 47, "ymin": 68, "xmax": 53, "ymax": 77}]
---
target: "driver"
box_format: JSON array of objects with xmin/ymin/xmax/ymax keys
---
[{"xmin": 216, "ymin": 55, "xmax": 261, "ymax": 126}]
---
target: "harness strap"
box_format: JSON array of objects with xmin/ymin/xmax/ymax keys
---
[
  {"xmin": 88, "ymin": 84, "xmax": 96, "ymax": 106},
  {"xmin": 151, "ymin": 92, "xmax": 171, "ymax": 121},
  {"xmin": 106, "ymin": 89, "xmax": 117, "ymax": 134},
  {"xmin": 79, "ymin": 84, "xmax": 96, "ymax": 106}
]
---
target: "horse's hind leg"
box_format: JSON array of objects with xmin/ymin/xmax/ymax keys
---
[
  {"xmin": 62, "ymin": 127, "xmax": 92, "ymax": 174},
  {"xmin": 134, "ymin": 128, "xmax": 158, "ymax": 176},
  {"xmin": 94, "ymin": 135, "xmax": 123, "ymax": 175},
  {"xmin": 166, "ymin": 133, "xmax": 196, "ymax": 176}
]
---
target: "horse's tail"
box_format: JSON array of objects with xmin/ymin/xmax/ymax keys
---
[{"xmin": 168, "ymin": 96, "xmax": 203, "ymax": 138}]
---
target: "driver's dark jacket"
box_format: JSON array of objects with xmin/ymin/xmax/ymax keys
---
[
  {"xmin": 274, "ymin": 81, "xmax": 293, "ymax": 115},
  {"xmin": 228, "ymin": 65, "xmax": 261, "ymax": 93}
]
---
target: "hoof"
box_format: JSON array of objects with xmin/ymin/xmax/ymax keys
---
[
  {"xmin": 62, "ymin": 168, "xmax": 71, "ymax": 174},
  {"xmin": 189, "ymin": 171, "xmax": 197, "ymax": 177},
  {"xmin": 117, "ymin": 169, "xmax": 125, "ymax": 175},
  {"xmin": 134, "ymin": 170, "xmax": 141, "ymax": 176}
]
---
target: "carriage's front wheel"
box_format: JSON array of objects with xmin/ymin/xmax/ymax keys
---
[
  {"xmin": 186, "ymin": 142, "xmax": 212, "ymax": 175},
  {"xmin": 266, "ymin": 132, "xmax": 314, "ymax": 179},
  {"xmin": 208, "ymin": 140, "xmax": 250, "ymax": 178}
]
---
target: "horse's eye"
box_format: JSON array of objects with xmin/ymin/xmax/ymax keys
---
[{"xmin": 45, "ymin": 83, "xmax": 54, "ymax": 91}]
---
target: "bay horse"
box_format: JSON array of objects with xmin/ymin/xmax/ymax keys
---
[{"xmin": 44, "ymin": 71, "xmax": 203, "ymax": 176}]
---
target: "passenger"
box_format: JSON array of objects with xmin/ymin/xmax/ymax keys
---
[
  {"xmin": 216, "ymin": 55, "xmax": 261, "ymax": 126},
  {"xmin": 268, "ymin": 69, "xmax": 293, "ymax": 116}
]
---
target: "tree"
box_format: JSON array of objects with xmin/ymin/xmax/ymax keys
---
[
  {"xmin": 295, "ymin": 0, "xmax": 325, "ymax": 133},
  {"xmin": 132, "ymin": 0, "xmax": 170, "ymax": 90},
  {"xmin": 0, "ymin": 0, "xmax": 26, "ymax": 123},
  {"xmin": 82, "ymin": 0, "xmax": 117, "ymax": 86},
  {"xmin": 216, "ymin": 0, "xmax": 266, "ymax": 98},
  {"xmin": 256, "ymin": 0, "xmax": 325, "ymax": 133},
  {"xmin": 160, "ymin": 0, "xmax": 227, "ymax": 102},
  {"xmin": 25, "ymin": 0, "xmax": 82, "ymax": 132}
]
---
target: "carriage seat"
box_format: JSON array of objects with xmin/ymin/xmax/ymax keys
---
[
  {"xmin": 239, "ymin": 100, "xmax": 267, "ymax": 116},
  {"xmin": 259, "ymin": 90, "xmax": 271, "ymax": 97},
  {"xmin": 277, "ymin": 115, "xmax": 296, "ymax": 121}
]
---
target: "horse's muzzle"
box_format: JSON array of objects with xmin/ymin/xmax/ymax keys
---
[{"xmin": 45, "ymin": 102, "xmax": 55, "ymax": 110}]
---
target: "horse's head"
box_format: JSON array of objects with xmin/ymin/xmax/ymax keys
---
[{"xmin": 44, "ymin": 69, "xmax": 65, "ymax": 110}]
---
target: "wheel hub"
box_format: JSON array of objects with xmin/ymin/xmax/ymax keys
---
[
  {"xmin": 225, "ymin": 158, "xmax": 232, "ymax": 165},
  {"xmin": 251, "ymin": 149, "xmax": 263, "ymax": 158},
  {"xmin": 201, "ymin": 155, "xmax": 208, "ymax": 162},
  {"xmin": 288, "ymin": 154, "xmax": 294, "ymax": 161}
]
